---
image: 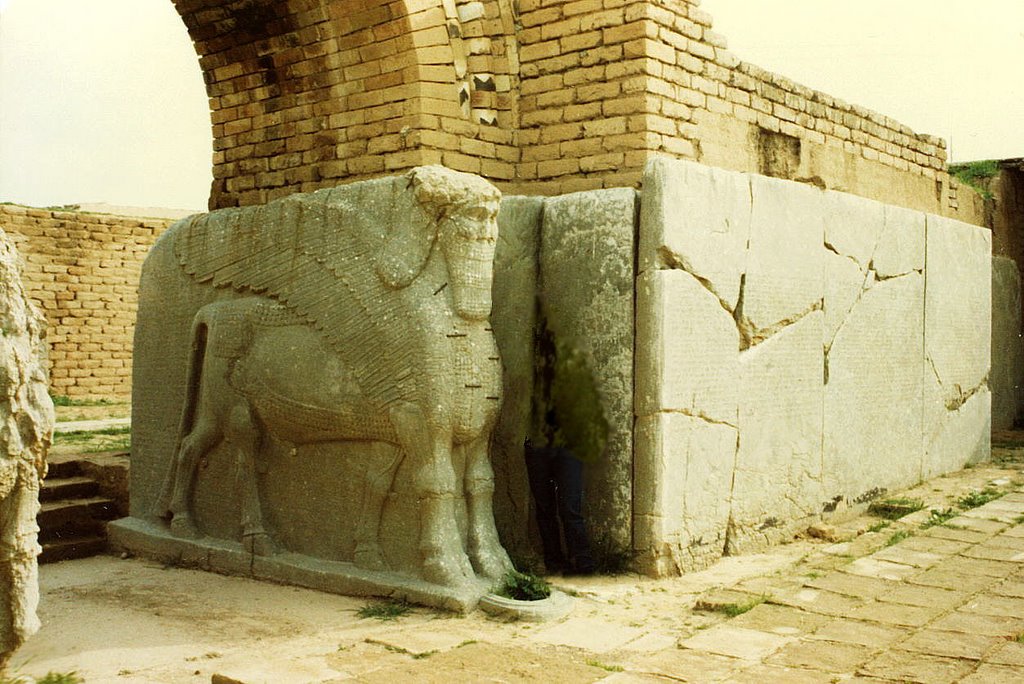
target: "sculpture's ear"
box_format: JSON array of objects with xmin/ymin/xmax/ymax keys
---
[{"xmin": 375, "ymin": 215, "xmax": 437, "ymax": 289}]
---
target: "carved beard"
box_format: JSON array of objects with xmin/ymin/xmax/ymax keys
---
[{"xmin": 445, "ymin": 237, "xmax": 495, "ymax": 321}]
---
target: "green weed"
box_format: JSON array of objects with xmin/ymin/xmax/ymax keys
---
[
  {"xmin": 866, "ymin": 521, "xmax": 891, "ymax": 533},
  {"xmin": 950, "ymin": 160, "xmax": 999, "ymax": 200},
  {"xmin": 885, "ymin": 530, "xmax": 912, "ymax": 547},
  {"xmin": 957, "ymin": 487, "xmax": 1004, "ymax": 510},
  {"xmin": 868, "ymin": 498, "xmax": 925, "ymax": 520},
  {"xmin": 357, "ymin": 599, "xmax": 412, "ymax": 621},
  {"xmin": 495, "ymin": 570, "xmax": 551, "ymax": 601},
  {"xmin": 1, "ymin": 673, "xmax": 83, "ymax": 684},
  {"xmin": 921, "ymin": 508, "xmax": 958, "ymax": 529},
  {"xmin": 586, "ymin": 660, "xmax": 624, "ymax": 673}
]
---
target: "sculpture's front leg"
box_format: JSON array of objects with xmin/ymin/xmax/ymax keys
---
[
  {"xmin": 390, "ymin": 402, "xmax": 474, "ymax": 587},
  {"xmin": 464, "ymin": 436, "xmax": 514, "ymax": 580}
]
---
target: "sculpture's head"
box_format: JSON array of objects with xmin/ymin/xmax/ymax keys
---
[{"xmin": 376, "ymin": 166, "xmax": 500, "ymax": 321}]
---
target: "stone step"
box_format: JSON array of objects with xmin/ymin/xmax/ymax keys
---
[
  {"xmin": 38, "ymin": 497, "xmax": 118, "ymax": 531},
  {"xmin": 46, "ymin": 454, "xmax": 81, "ymax": 479},
  {"xmin": 39, "ymin": 534, "xmax": 107, "ymax": 564},
  {"xmin": 40, "ymin": 475, "xmax": 99, "ymax": 502}
]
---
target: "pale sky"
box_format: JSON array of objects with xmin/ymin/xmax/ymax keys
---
[{"xmin": 0, "ymin": 0, "xmax": 1021, "ymax": 211}]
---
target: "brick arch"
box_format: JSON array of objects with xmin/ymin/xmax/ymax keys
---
[{"xmin": 172, "ymin": 0, "xmax": 475, "ymax": 209}]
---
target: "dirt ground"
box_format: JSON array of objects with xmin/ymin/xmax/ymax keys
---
[{"xmin": 14, "ymin": 437, "xmax": 1024, "ymax": 683}]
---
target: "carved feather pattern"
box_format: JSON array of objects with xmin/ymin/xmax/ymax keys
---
[{"xmin": 174, "ymin": 180, "xmax": 431, "ymax": 409}]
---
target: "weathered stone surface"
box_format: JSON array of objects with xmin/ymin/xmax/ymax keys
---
[
  {"xmin": 639, "ymin": 157, "xmax": 750, "ymax": 309},
  {"xmin": 730, "ymin": 312, "xmax": 824, "ymax": 551},
  {"xmin": 538, "ymin": 188, "xmax": 636, "ymax": 555},
  {"xmin": 490, "ymin": 196, "xmax": 543, "ymax": 561},
  {"xmin": 0, "ymin": 229, "xmax": 55, "ymax": 671},
  {"xmin": 118, "ymin": 168, "xmax": 513, "ymax": 610},
  {"xmin": 633, "ymin": 413, "xmax": 736, "ymax": 575},
  {"xmin": 823, "ymin": 190, "xmax": 884, "ymax": 270},
  {"xmin": 741, "ymin": 174, "xmax": 824, "ymax": 336},
  {"xmin": 991, "ymin": 256, "xmax": 1023, "ymax": 430},
  {"xmin": 923, "ymin": 215, "xmax": 992, "ymax": 475},
  {"xmin": 635, "ymin": 270, "xmax": 739, "ymax": 422},
  {"xmin": 823, "ymin": 273, "xmax": 925, "ymax": 503},
  {"xmin": 875, "ymin": 204, "xmax": 926, "ymax": 278}
]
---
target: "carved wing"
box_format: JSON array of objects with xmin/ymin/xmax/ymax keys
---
[{"xmin": 173, "ymin": 179, "xmax": 426, "ymax": 407}]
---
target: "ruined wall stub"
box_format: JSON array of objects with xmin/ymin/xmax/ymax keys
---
[
  {"xmin": 175, "ymin": 0, "xmax": 982, "ymax": 226},
  {"xmin": 0, "ymin": 230, "xmax": 55, "ymax": 672},
  {"xmin": 635, "ymin": 158, "xmax": 991, "ymax": 575}
]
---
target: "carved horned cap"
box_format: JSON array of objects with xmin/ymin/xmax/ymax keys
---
[{"xmin": 406, "ymin": 166, "xmax": 500, "ymax": 222}]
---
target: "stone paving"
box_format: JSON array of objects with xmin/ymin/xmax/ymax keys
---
[{"xmin": 17, "ymin": 444, "xmax": 1024, "ymax": 682}]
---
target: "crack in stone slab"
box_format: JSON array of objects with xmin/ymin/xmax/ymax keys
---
[
  {"xmin": 874, "ymin": 267, "xmax": 923, "ymax": 282},
  {"xmin": 662, "ymin": 408, "xmax": 738, "ymax": 430},
  {"xmin": 738, "ymin": 299, "xmax": 823, "ymax": 351},
  {"xmin": 944, "ymin": 375, "xmax": 989, "ymax": 412},
  {"xmin": 824, "ymin": 239, "xmax": 862, "ymax": 270},
  {"xmin": 657, "ymin": 246, "xmax": 736, "ymax": 317}
]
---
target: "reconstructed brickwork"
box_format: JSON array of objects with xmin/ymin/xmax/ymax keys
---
[
  {"xmin": 0, "ymin": 205, "xmax": 171, "ymax": 400},
  {"xmin": 174, "ymin": 0, "xmax": 982, "ymax": 224}
]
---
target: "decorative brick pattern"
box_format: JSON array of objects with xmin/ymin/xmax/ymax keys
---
[{"xmin": 0, "ymin": 205, "xmax": 171, "ymax": 399}]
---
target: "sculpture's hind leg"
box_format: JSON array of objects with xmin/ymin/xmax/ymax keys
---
[
  {"xmin": 354, "ymin": 442, "xmax": 403, "ymax": 570},
  {"xmin": 464, "ymin": 436, "xmax": 513, "ymax": 580},
  {"xmin": 227, "ymin": 402, "xmax": 276, "ymax": 556},
  {"xmin": 167, "ymin": 417, "xmax": 221, "ymax": 539}
]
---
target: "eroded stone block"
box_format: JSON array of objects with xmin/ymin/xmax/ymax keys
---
[
  {"xmin": 635, "ymin": 270, "xmax": 739, "ymax": 423},
  {"xmin": 742, "ymin": 175, "xmax": 824, "ymax": 336},
  {"xmin": 875, "ymin": 204, "xmax": 925, "ymax": 278},
  {"xmin": 539, "ymin": 188, "xmax": 636, "ymax": 554},
  {"xmin": 823, "ymin": 190, "xmax": 884, "ymax": 270},
  {"xmin": 824, "ymin": 274, "xmax": 925, "ymax": 503},
  {"xmin": 730, "ymin": 311, "xmax": 824, "ymax": 551},
  {"xmin": 991, "ymin": 256, "xmax": 1023, "ymax": 430},
  {"xmin": 639, "ymin": 157, "xmax": 750, "ymax": 309},
  {"xmin": 634, "ymin": 413, "xmax": 736, "ymax": 575}
]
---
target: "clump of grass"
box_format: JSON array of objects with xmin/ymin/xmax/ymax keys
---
[
  {"xmin": 1015, "ymin": 632, "xmax": 1024, "ymax": 643},
  {"xmin": 885, "ymin": 530, "xmax": 912, "ymax": 547},
  {"xmin": 866, "ymin": 521, "xmax": 891, "ymax": 533},
  {"xmin": 586, "ymin": 660, "xmax": 624, "ymax": 673},
  {"xmin": 698, "ymin": 594, "xmax": 768, "ymax": 618},
  {"xmin": 495, "ymin": 570, "xmax": 551, "ymax": 601},
  {"xmin": 357, "ymin": 599, "xmax": 412, "ymax": 621},
  {"xmin": 922, "ymin": 508, "xmax": 958, "ymax": 529},
  {"xmin": 957, "ymin": 487, "xmax": 1004, "ymax": 510},
  {"xmin": 950, "ymin": 160, "xmax": 999, "ymax": 200},
  {"xmin": 49, "ymin": 394, "xmax": 116, "ymax": 407},
  {"xmin": 868, "ymin": 498, "xmax": 924, "ymax": 520},
  {"xmin": 52, "ymin": 426, "xmax": 131, "ymax": 453},
  {"xmin": 1, "ymin": 673, "xmax": 84, "ymax": 684}
]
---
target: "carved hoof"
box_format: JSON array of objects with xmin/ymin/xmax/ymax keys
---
[
  {"xmin": 244, "ymin": 532, "xmax": 278, "ymax": 557},
  {"xmin": 470, "ymin": 545, "xmax": 515, "ymax": 581},
  {"xmin": 169, "ymin": 514, "xmax": 201, "ymax": 539},
  {"xmin": 422, "ymin": 553, "xmax": 475, "ymax": 588},
  {"xmin": 354, "ymin": 544, "xmax": 387, "ymax": 571}
]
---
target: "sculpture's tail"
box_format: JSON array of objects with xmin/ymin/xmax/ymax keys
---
[{"xmin": 153, "ymin": 312, "xmax": 210, "ymax": 518}]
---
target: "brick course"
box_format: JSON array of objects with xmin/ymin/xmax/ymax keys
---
[{"xmin": 0, "ymin": 205, "xmax": 171, "ymax": 400}]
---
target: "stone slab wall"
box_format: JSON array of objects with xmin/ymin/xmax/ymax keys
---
[
  {"xmin": 0, "ymin": 205, "xmax": 172, "ymax": 400},
  {"xmin": 991, "ymin": 256, "xmax": 1022, "ymax": 430},
  {"xmin": 635, "ymin": 158, "xmax": 991, "ymax": 575}
]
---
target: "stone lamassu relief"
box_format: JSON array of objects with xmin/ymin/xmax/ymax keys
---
[{"xmin": 125, "ymin": 167, "xmax": 513, "ymax": 601}]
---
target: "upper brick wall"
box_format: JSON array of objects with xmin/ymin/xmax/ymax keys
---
[
  {"xmin": 173, "ymin": 0, "xmax": 982, "ymax": 223},
  {"xmin": 0, "ymin": 205, "xmax": 171, "ymax": 399}
]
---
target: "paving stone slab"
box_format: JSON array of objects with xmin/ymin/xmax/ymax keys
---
[
  {"xmin": 929, "ymin": 610, "xmax": 1024, "ymax": 637},
  {"xmin": 959, "ymin": 663, "xmax": 1024, "ymax": 684},
  {"xmin": 845, "ymin": 557, "xmax": 920, "ymax": 581},
  {"xmin": 963, "ymin": 544, "xmax": 1024, "ymax": 562},
  {"xmin": 806, "ymin": 571, "xmax": 898, "ymax": 599},
  {"xmin": 531, "ymin": 617, "xmax": 645, "ymax": 653},
  {"xmin": 930, "ymin": 556, "xmax": 1018, "ymax": 578},
  {"xmin": 989, "ymin": 533, "xmax": 1024, "ymax": 551},
  {"xmin": 364, "ymin": 628, "xmax": 477, "ymax": 656},
  {"xmin": 632, "ymin": 648, "xmax": 743, "ymax": 682},
  {"xmin": 960, "ymin": 508, "xmax": 1021, "ymax": 524},
  {"xmin": 857, "ymin": 649, "xmax": 977, "ymax": 683},
  {"xmin": 909, "ymin": 567, "xmax": 1001, "ymax": 593},
  {"xmin": 615, "ymin": 631, "xmax": 678, "ymax": 653},
  {"xmin": 876, "ymin": 583, "xmax": 968, "ymax": 609},
  {"xmin": 846, "ymin": 600, "xmax": 946, "ymax": 628},
  {"xmin": 870, "ymin": 546, "xmax": 944, "ymax": 569},
  {"xmin": 772, "ymin": 588, "xmax": 867, "ymax": 617},
  {"xmin": 766, "ymin": 639, "xmax": 875, "ymax": 672},
  {"xmin": 897, "ymin": 628, "xmax": 1005, "ymax": 660},
  {"xmin": 897, "ymin": 535, "xmax": 971, "ymax": 556},
  {"xmin": 920, "ymin": 526, "xmax": 992, "ymax": 544},
  {"xmin": 991, "ymin": 579, "xmax": 1024, "ymax": 598},
  {"xmin": 728, "ymin": 602, "xmax": 831, "ymax": 636},
  {"xmin": 944, "ymin": 517, "xmax": 1008, "ymax": 534},
  {"xmin": 678, "ymin": 625, "xmax": 794, "ymax": 661},
  {"xmin": 987, "ymin": 640, "xmax": 1024, "ymax": 666},
  {"xmin": 959, "ymin": 593, "xmax": 1024, "ymax": 618},
  {"xmin": 808, "ymin": 618, "xmax": 911, "ymax": 648},
  {"xmin": 726, "ymin": 663, "xmax": 838, "ymax": 683}
]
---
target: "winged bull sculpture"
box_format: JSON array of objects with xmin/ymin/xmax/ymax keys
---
[{"xmin": 152, "ymin": 166, "xmax": 514, "ymax": 588}]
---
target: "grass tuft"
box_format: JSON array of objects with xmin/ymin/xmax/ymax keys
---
[
  {"xmin": 868, "ymin": 498, "xmax": 924, "ymax": 520},
  {"xmin": 885, "ymin": 530, "xmax": 912, "ymax": 547},
  {"xmin": 957, "ymin": 487, "xmax": 1004, "ymax": 510},
  {"xmin": 495, "ymin": 570, "xmax": 551, "ymax": 601},
  {"xmin": 921, "ymin": 508, "xmax": 958, "ymax": 529},
  {"xmin": 357, "ymin": 599, "xmax": 412, "ymax": 621},
  {"xmin": 586, "ymin": 660, "xmax": 624, "ymax": 673}
]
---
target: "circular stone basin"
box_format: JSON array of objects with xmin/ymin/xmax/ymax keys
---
[{"xmin": 478, "ymin": 590, "xmax": 574, "ymax": 622}]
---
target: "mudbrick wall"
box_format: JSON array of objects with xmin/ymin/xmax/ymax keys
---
[
  {"xmin": 174, "ymin": 0, "xmax": 985, "ymax": 226},
  {"xmin": 0, "ymin": 205, "xmax": 171, "ymax": 400}
]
